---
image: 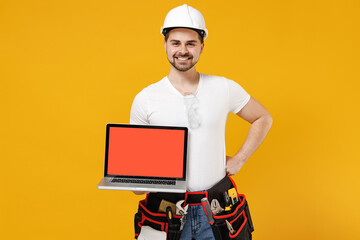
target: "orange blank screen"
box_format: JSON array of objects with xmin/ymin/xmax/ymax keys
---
[{"xmin": 107, "ymin": 127, "xmax": 185, "ymax": 178}]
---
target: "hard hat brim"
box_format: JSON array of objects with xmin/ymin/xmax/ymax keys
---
[{"xmin": 161, "ymin": 27, "xmax": 208, "ymax": 40}]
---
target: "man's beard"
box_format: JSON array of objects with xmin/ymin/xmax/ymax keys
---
[{"xmin": 168, "ymin": 54, "xmax": 198, "ymax": 72}]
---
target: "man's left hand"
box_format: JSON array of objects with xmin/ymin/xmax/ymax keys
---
[{"xmin": 226, "ymin": 156, "xmax": 244, "ymax": 176}]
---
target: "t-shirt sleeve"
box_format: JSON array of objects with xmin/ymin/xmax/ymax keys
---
[
  {"xmin": 130, "ymin": 90, "xmax": 149, "ymax": 125},
  {"xmin": 227, "ymin": 78, "xmax": 251, "ymax": 114}
]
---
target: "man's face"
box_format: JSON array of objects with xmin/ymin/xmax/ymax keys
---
[{"xmin": 164, "ymin": 28, "xmax": 204, "ymax": 72}]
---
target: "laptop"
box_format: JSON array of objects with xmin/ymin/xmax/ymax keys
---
[{"xmin": 97, "ymin": 123, "xmax": 188, "ymax": 193}]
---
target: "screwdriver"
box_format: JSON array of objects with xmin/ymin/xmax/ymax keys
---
[{"xmin": 166, "ymin": 206, "xmax": 173, "ymax": 224}]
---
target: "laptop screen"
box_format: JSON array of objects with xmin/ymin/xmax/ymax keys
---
[{"xmin": 105, "ymin": 124, "xmax": 187, "ymax": 179}]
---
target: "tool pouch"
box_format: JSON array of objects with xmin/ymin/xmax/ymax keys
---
[
  {"xmin": 134, "ymin": 197, "xmax": 183, "ymax": 240},
  {"xmin": 210, "ymin": 176, "xmax": 254, "ymax": 240},
  {"xmin": 133, "ymin": 176, "xmax": 254, "ymax": 240}
]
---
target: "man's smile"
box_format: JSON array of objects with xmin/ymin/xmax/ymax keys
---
[{"xmin": 174, "ymin": 56, "xmax": 192, "ymax": 62}]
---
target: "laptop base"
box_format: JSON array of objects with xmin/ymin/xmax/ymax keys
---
[{"xmin": 97, "ymin": 177, "xmax": 187, "ymax": 193}]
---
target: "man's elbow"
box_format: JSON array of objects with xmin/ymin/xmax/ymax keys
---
[
  {"xmin": 255, "ymin": 110, "xmax": 272, "ymax": 130},
  {"xmin": 263, "ymin": 112, "xmax": 273, "ymax": 130}
]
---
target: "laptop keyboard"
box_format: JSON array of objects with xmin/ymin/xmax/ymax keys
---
[{"xmin": 111, "ymin": 178, "xmax": 176, "ymax": 185}]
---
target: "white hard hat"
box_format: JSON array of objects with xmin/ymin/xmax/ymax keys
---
[{"xmin": 161, "ymin": 4, "xmax": 208, "ymax": 40}]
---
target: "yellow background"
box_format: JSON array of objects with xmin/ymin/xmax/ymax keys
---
[{"xmin": 1, "ymin": 0, "xmax": 359, "ymax": 239}]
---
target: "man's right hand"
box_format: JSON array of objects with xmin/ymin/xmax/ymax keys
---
[{"xmin": 132, "ymin": 191, "xmax": 150, "ymax": 195}]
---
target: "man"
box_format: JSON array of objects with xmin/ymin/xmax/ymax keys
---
[{"xmin": 130, "ymin": 4, "xmax": 272, "ymax": 240}]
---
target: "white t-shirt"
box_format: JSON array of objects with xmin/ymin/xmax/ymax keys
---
[{"xmin": 130, "ymin": 73, "xmax": 250, "ymax": 191}]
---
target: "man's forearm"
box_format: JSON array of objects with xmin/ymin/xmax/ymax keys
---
[{"xmin": 234, "ymin": 114, "xmax": 273, "ymax": 164}]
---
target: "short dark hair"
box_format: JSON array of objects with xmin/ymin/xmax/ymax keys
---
[{"xmin": 163, "ymin": 28, "xmax": 204, "ymax": 44}]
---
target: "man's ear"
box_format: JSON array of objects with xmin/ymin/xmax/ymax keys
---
[
  {"xmin": 200, "ymin": 42, "xmax": 205, "ymax": 54},
  {"xmin": 164, "ymin": 39, "xmax": 167, "ymax": 51}
]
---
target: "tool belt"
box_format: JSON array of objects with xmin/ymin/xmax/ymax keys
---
[{"xmin": 134, "ymin": 176, "xmax": 254, "ymax": 240}]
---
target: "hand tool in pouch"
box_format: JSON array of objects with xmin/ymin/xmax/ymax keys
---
[
  {"xmin": 166, "ymin": 206, "xmax": 173, "ymax": 224},
  {"xmin": 158, "ymin": 199, "xmax": 177, "ymax": 213},
  {"xmin": 179, "ymin": 215, "xmax": 186, "ymax": 231},
  {"xmin": 201, "ymin": 197, "xmax": 222, "ymax": 239},
  {"xmin": 201, "ymin": 197, "xmax": 214, "ymax": 224},
  {"xmin": 225, "ymin": 220, "xmax": 235, "ymax": 234},
  {"xmin": 176, "ymin": 200, "xmax": 188, "ymax": 231},
  {"xmin": 228, "ymin": 188, "xmax": 239, "ymax": 205},
  {"xmin": 176, "ymin": 200, "xmax": 188, "ymax": 215},
  {"xmin": 224, "ymin": 191, "xmax": 232, "ymax": 211},
  {"xmin": 211, "ymin": 199, "xmax": 224, "ymax": 215}
]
